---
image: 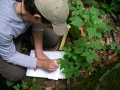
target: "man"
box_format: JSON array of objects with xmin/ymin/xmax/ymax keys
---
[{"xmin": 0, "ymin": 0, "xmax": 69, "ymax": 84}]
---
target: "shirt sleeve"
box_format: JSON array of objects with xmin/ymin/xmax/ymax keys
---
[{"xmin": 0, "ymin": 30, "xmax": 37, "ymax": 69}]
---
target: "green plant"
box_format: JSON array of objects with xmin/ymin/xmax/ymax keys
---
[
  {"xmin": 21, "ymin": 81, "xmax": 28, "ymax": 90},
  {"xmin": 6, "ymin": 80, "xmax": 14, "ymax": 87},
  {"xmin": 59, "ymin": 0, "xmax": 115, "ymax": 78},
  {"xmin": 8, "ymin": 81, "xmax": 29, "ymax": 90},
  {"xmin": 101, "ymin": 0, "xmax": 120, "ymax": 13},
  {"xmin": 13, "ymin": 83, "xmax": 21, "ymax": 90},
  {"xmin": 60, "ymin": 37, "xmax": 101, "ymax": 78}
]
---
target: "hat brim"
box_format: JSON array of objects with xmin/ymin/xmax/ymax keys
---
[{"xmin": 52, "ymin": 22, "xmax": 68, "ymax": 35}]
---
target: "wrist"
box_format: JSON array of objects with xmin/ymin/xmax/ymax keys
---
[{"xmin": 36, "ymin": 59, "xmax": 42, "ymax": 68}]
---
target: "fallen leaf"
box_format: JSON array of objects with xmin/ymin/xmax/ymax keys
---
[{"xmin": 79, "ymin": 27, "xmax": 86, "ymax": 36}]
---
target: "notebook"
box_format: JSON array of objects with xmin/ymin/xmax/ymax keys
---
[{"xmin": 26, "ymin": 50, "xmax": 66, "ymax": 80}]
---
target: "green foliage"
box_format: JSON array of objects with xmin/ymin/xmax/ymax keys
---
[
  {"xmin": 68, "ymin": 0, "xmax": 112, "ymax": 39},
  {"xmin": 101, "ymin": 0, "xmax": 120, "ymax": 12},
  {"xmin": 85, "ymin": 0, "xmax": 93, "ymax": 4},
  {"xmin": 100, "ymin": 0, "xmax": 120, "ymax": 19},
  {"xmin": 60, "ymin": 0, "xmax": 116, "ymax": 79},
  {"xmin": 21, "ymin": 81, "xmax": 28, "ymax": 90},
  {"xmin": 60, "ymin": 37, "xmax": 101, "ymax": 78},
  {"xmin": 6, "ymin": 80, "xmax": 14, "ymax": 87},
  {"xmin": 10, "ymin": 81, "xmax": 28, "ymax": 90},
  {"xmin": 13, "ymin": 84, "xmax": 21, "ymax": 90}
]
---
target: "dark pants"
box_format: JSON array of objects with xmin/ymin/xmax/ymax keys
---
[{"xmin": 0, "ymin": 28, "xmax": 60, "ymax": 82}]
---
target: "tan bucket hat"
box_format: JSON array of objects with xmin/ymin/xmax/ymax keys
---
[{"xmin": 35, "ymin": 0, "xmax": 69, "ymax": 35}]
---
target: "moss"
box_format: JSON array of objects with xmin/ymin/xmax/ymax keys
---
[
  {"xmin": 75, "ymin": 59, "xmax": 120, "ymax": 90},
  {"xmin": 100, "ymin": 67, "xmax": 120, "ymax": 90}
]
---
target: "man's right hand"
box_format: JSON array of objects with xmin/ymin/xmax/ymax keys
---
[{"xmin": 36, "ymin": 59, "xmax": 59, "ymax": 72}]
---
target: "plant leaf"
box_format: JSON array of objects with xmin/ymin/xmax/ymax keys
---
[
  {"xmin": 70, "ymin": 17, "xmax": 84, "ymax": 28},
  {"xmin": 74, "ymin": 47, "xmax": 84, "ymax": 54}
]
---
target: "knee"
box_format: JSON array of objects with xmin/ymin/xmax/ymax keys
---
[
  {"xmin": 2, "ymin": 68, "xmax": 26, "ymax": 83},
  {"xmin": 43, "ymin": 28, "xmax": 61, "ymax": 48},
  {"xmin": 11, "ymin": 69, "xmax": 26, "ymax": 82}
]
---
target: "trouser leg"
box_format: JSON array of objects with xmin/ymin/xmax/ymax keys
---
[
  {"xmin": 0, "ymin": 58, "xmax": 26, "ymax": 82},
  {"xmin": 0, "ymin": 30, "xmax": 31, "ymax": 82},
  {"xmin": 43, "ymin": 28, "xmax": 61, "ymax": 48},
  {"xmin": 0, "ymin": 28, "xmax": 61, "ymax": 82}
]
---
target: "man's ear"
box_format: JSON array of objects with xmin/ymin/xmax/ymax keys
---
[{"xmin": 33, "ymin": 14, "xmax": 41, "ymax": 21}]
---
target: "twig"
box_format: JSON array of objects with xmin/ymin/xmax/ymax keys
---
[{"xmin": 67, "ymin": 79, "xmax": 70, "ymax": 90}]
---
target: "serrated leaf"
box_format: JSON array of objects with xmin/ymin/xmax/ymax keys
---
[
  {"xmin": 68, "ymin": 2, "xmax": 76, "ymax": 11},
  {"xmin": 94, "ymin": 53, "xmax": 99, "ymax": 61},
  {"xmin": 85, "ymin": 21, "xmax": 92, "ymax": 27},
  {"xmin": 86, "ymin": 55, "xmax": 93, "ymax": 64},
  {"xmin": 66, "ymin": 71, "xmax": 73, "ymax": 78},
  {"xmin": 74, "ymin": 70, "xmax": 80, "ymax": 77},
  {"xmin": 74, "ymin": 37, "xmax": 87, "ymax": 47},
  {"xmin": 101, "ymin": 3, "xmax": 108, "ymax": 9},
  {"xmin": 78, "ymin": 56, "xmax": 84, "ymax": 62},
  {"xmin": 6, "ymin": 81, "xmax": 14, "ymax": 87},
  {"xmin": 85, "ymin": 0, "xmax": 93, "ymax": 4},
  {"xmin": 70, "ymin": 65, "xmax": 74, "ymax": 69},
  {"xmin": 72, "ymin": 10, "xmax": 80, "ymax": 16},
  {"xmin": 72, "ymin": 54, "xmax": 77, "ymax": 61},
  {"xmin": 87, "ymin": 27, "xmax": 96, "ymax": 38},
  {"xmin": 96, "ymin": 30, "xmax": 102, "ymax": 39},
  {"xmin": 91, "ymin": 39, "xmax": 102, "ymax": 49},
  {"xmin": 81, "ymin": 51, "xmax": 90, "ymax": 56},
  {"xmin": 70, "ymin": 17, "xmax": 84, "ymax": 27},
  {"xmin": 80, "ymin": 62, "xmax": 90, "ymax": 68},
  {"xmin": 94, "ymin": 40, "xmax": 102, "ymax": 49},
  {"xmin": 74, "ymin": 40, "xmax": 83, "ymax": 47},
  {"xmin": 62, "ymin": 68, "xmax": 71, "ymax": 73},
  {"xmin": 74, "ymin": 47, "xmax": 84, "ymax": 54},
  {"xmin": 69, "ymin": 17, "xmax": 75, "ymax": 21},
  {"xmin": 85, "ymin": 44, "xmax": 91, "ymax": 49},
  {"xmin": 81, "ymin": 37, "xmax": 87, "ymax": 44},
  {"xmin": 98, "ymin": 22, "xmax": 109, "ymax": 32},
  {"xmin": 62, "ymin": 45, "xmax": 71, "ymax": 52},
  {"xmin": 87, "ymin": 66, "xmax": 93, "ymax": 72},
  {"xmin": 99, "ymin": 10, "xmax": 105, "ymax": 15},
  {"xmin": 89, "ymin": 6, "xmax": 99, "ymax": 16},
  {"xmin": 76, "ymin": 0, "xmax": 82, "ymax": 5},
  {"xmin": 91, "ymin": 51, "xmax": 99, "ymax": 61},
  {"xmin": 60, "ymin": 59, "xmax": 66, "ymax": 70},
  {"xmin": 82, "ymin": 15, "xmax": 90, "ymax": 20}
]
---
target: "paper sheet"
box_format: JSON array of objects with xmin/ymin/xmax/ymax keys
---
[{"xmin": 26, "ymin": 50, "xmax": 66, "ymax": 80}]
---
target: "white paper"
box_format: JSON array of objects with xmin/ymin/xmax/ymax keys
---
[{"xmin": 26, "ymin": 50, "xmax": 66, "ymax": 80}]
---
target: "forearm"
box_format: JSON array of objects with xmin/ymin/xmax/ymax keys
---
[{"xmin": 32, "ymin": 31, "xmax": 44, "ymax": 57}]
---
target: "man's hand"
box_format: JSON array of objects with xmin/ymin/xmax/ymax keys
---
[{"xmin": 36, "ymin": 59, "xmax": 59, "ymax": 72}]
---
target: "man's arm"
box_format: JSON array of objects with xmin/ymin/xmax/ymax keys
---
[
  {"xmin": 32, "ymin": 30, "xmax": 48, "ymax": 59},
  {"xmin": 32, "ymin": 30, "xmax": 59, "ymax": 72}
]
